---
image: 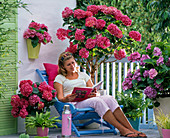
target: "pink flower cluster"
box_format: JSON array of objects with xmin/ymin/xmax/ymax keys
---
[
  {"xmin": 75, "ymin": 29, "xmax": 85, "ymax": 41},
  {"xmin": 23, "ymin": 21, "xmax": 52, "ymax": 45},
  {"xmin": 122, "ymin": 77, "xmax": 133, "ymax": 91},
  {"xmin": 107, "ymin": 23, "xmax": 123, "ymax": 38},
  {"xmin": 144, "ymin": 86, "xmax": 157, "ymax": 99},
  {"xmin": 62, "ymin": 7, "xmax": 74, "ymax": 18},
  {"xmin": 129, "ymin": 31, "xmax": 141, "ymax": 42},
  {"xmin": 140, "ymin": 54, "xmax": 150, "ymax": 66},
  {"xmin": 127, "ymin": 52, "xmax": 141, "ymax": 62},
  {"xmin": 114, "ymin": 49, "xmax": 126, "ymax": 60},
  {"xmin": 11, "ymin": 80, "xmax": 57, "ymax": 118},
  {"xmin": 148, "ymin": 69, "xmax": 158, "ymax": 79},
  {"xmin": 85, "ymin": 38, "xmax": 96, "ymax": 49},
  {"xmin": 65, "ymin": 42, "xmax": 78, "ymax": 53},
  {"xmin": 153, "ymin": 47, "xmax": 162, "ymax": 56},
  {"xmin": 132, "ymin": 69, "xmax": 141, "ymax": 82},
  {"xmin": 96, "ymin": 36, "xmax": 110, "ymax": 49},
  {"xmin": 56, "ymin": 28, "xmax": 71, "ymax": 41},
  {"xmin": 79, "ymin": 48, "xmax": 89, "ymax": 58}
]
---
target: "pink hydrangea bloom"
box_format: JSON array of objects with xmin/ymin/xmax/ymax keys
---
[
  {"xmin": 148, "ymin": 69, "xmax": 158, "ymax": 79},
  {"xmin": 140, "ymin": 54, "xmax": 150, "ymax": 66},
  {"xmin": 42, "ymin": 90, "xmax": 53, "ymax": 101},
  {"xmin": 62, "ymin": 7, "xmax": 74, "ymax": 18},
  {"xmin": 103, "ymin": 6, "xmax": 118, "ymax": 15},
  {"xmin": 144, "ymin": 86, "xmax": 157, "ymax": 99},
  {"xmin": 38, "ymin": 81, "xmax": 54, "ymax": 93},
  {"xmin": 127, "ymin": 52, "xmax": 141, "ymax": 62},
  {"xmin": 114, "ymin": 10, "xmax": 123, "ymax": 20},
  {"xmin": 56, "ymin": 28, "xmax": 68, "ymax": 41},
  {"xmin": 87, "ymin": 5, "xmax": 100, "ymax": 15},
  {"xmin": 114, "ymin": 49, "xmax": 126, "ymax": 60},
  {"xmin": 165, "ymin": 57, "xmax": 170, "ymax": 66},
  {"xmin": 23, "ymin": 29, "xmax": 36, "ymax": 39},
  {"xmin": 11, "ymin": 107, "xmax": 19, "ymax": 118},
  {"xmin": 11, "ymin": 95, "xmax": 20, "ymax": 107},
  {"xmin": 85, "ymin": 11, "xmax": 93, "ymax": 17},
  {"xmin": 85, "ymin": 17, "xmax": 97, "ymax": 27},
  {"xmin": 79, "ymin": 48, "xmax": 89, "ymax": 58},
  {"xmin": 121, "ymin": 15, "xmax": 132, "ymax": 26},
  {"xmin": 74, "ymin": 9, "xmax": 86, "ymax": 19},
  {"xmin": 154, "ymin": 79, "xmax": 161, "ymax": 88},
  {"xmin": 29, "ymin": 94, "xmax": 40, "ymax": 106},
  {"xmin": 38, "ymin": 101, "xmax": 44, "ymax": 110},
  {"xmin": 132, "ymin": 69, "xmax": 141, "ymax": 82},
  {"xmin": 157, "ymin": 56, "xmax": 164, "ymax": 66},
  {"xmin": 19, "ymin": 80, "xmax": 33, "ymax": 88},
  {"xmin": 85, "ymin": 38, "xmax": 96, "ymax": 49},
  {"xmin": 129, "ymin": 31, "xmax": 141, "ymax": 42},
  {"xmin": 146, "ymin": 43, "xmax": 151, "ymax": 52},
  {"xmin": 107, "ymin": 23, "xmax": 123, "ymax": 38},
  {"xmin": 75, "ymin": 29, "xmax": 85, "ymax": 41},
  {"xmin": 96, "ymin": 19, "xmax": 106, "ymax": 30},
  {"xmin": 20, "ymin": 83, "xmax": 33, "ymax": 97},
  {"xmin": 36, "ymin": 32, "xmax": 44, "ymax": 43},
  {"xmin": 143, "ymin": 70, "xmax": 149, "ymax": 78},
  {"xmin": 98, "ymin": 5, "xmax": 107, "ymax": 12},
  {"xmin": 40, "ymin": 24, "xmax": 48, "ymax": 31},
  {"xmin": 65, "ymin": 42, "xmax": 78, "ymax": 53},
  {"xmin": 122, "ymin": 78, "xmax": 133, "ymax": 91},
  {"xmin": 153, "ymin": 47, "xmax": 162, "ymax": 56},
  {"xmin": 43, "ymin": 31, "xmax": 52, "ymax": 44},
  {"xmin": 28, "ymin": 21, "xmax": 41, "ymax": 30},
  {"xmin": 96, "ymin": 36, "xmax": 110, "ymax": 49},
  {"xmin": 20, "ymin": 98, "xmax": 29, "ymax": 108},
  {"xmin": 19, "ymin": 108, "xmax": 28, "ymax": 118}
]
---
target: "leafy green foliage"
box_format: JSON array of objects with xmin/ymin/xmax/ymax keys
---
[
  {"xmin": 19, "ymin": 133, "xmax": 30, "ymax": 138},
  {"xmin": 117, "ymin": 91, "xmax": 150, "ymax": 120},
  {"xmin": 25, "ymin": 112, "xmax": 59, "ymax": 129}
]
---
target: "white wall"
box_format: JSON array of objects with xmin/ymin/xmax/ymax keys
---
[{"xmin": 17, "ymin": 0, "xmax": 76, "ymax": 133}]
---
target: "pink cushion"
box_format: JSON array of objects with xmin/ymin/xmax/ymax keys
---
[{"xmin": 43, "ymin": 63, "xmax": 59, "ymax": 88}]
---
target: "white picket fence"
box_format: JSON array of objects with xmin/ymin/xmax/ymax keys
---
[{"xmin": 88, "ymin": 56, "xmax": 157, "ymax": 129}]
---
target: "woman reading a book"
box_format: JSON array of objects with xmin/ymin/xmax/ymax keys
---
[{"xmin": 54, "ymin": 52, "xmax": 147, "ymax": 138}]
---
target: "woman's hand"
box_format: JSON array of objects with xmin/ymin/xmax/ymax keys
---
[
  {"xmin": 88, "ymin": 88, "xmax": 97, "ymax": 98},
  {"xmin": 65, "ymin": 93, "xmax": 77, "ymax": 102}
]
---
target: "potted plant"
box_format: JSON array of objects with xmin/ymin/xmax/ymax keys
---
[
  {"xmin": 56, "ymin": 5, "xmax": 142, "ymax": 83},
  {"xmin": 155, "ymin": 108, "xmax": 170, "ymax": 138},
  {"xmin": 117, "ymin": 91, "xmax": 150, "ymax": 130},
  {"xmin": 25, "ymin": 111, "xmax": 59, "ymax": 137},
  {"xmin": 23, "ymin": 20, "xmax": 53, "ymax": 59},
  {"xmin": 10, "ymin": 80, "xmax": 57, "ymax": 135}
]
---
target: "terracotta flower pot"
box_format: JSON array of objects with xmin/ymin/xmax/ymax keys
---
[{"xmin": 37, "ymin": 127, "xmax": 49, "ymax": 137}]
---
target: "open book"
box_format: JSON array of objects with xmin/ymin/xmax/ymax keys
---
[{"xmin": 72, "ymin": 81, "xmax": 103, "ymax": 102}]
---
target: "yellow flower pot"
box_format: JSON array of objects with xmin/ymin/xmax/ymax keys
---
[{"xmin": 26, "ymin": 39, "xmax": 41, "ymax": 59}]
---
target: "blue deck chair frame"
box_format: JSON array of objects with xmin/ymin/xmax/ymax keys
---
[{"xmin": 36, "ymin": 69, "xmax": 118, "ymax": 137}]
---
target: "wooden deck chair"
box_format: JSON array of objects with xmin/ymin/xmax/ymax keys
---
[{"xmin": 36, "ymin": 69, "xmax": 118, "ymax": 137}]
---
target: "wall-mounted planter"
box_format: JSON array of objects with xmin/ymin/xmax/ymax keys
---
[{"xmin": 26, "ymin": 39, "xmax": 41, "ymax": 59}]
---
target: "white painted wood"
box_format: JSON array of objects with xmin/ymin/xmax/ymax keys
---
[
  {"xmin": 111, "ymin": 62, "xmax": 116, "ymax": 98},
  {"xmin": 106, "ymin": 62, "xmax": 110, "ymax": 95},
  {"xmin": 118, "ymin": 62, "xmax": 122, "ymax": 92}
]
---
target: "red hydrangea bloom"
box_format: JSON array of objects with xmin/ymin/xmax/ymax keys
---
[
  {"xmin": 38, "ymin": 101, "xmax": 44, "ymax": 110},
  {"xmin": 20, "ymin": 98, "xmax": 29, "ymax": 108},
  {"xmin": 98, "ymin": 5, "xmax": 107, "ymax": 12},
  {"xmin": 87, "ymin": 5, "xmax": 100, "ymax": 15},
  {"xmin": 11, "ymin": 95, "xmax": 20, "ymax": 107},
  {"xmin": 114, "ymin": 49, "xmax": 126, "ymax": 60},
  {"xmin": 96, "ymin": 36, "xmax": 110, "ymax": 49},
  {"xmin": 107, "ymin": 23, "xmax": 123, "ymax": 38},
  {"xmin": 28, "ymin": 21, "xmax": 41, "ymax": 30},
  {"xmin": 65, "ymin": 42, "xmax": 78, "ymax": 54},
  {"xmin": 96, "ymin": 19, "xmax": 106, "ymax": 30},
  {"xmin": 19, "ymin": 80, "xmax": 33, "ymax": 88},
  {"xmin": 114, "ymin": 10, "xmax": 123, "ymax": 20},
  {"xmin": 74, "ymin": 9, "xmax": 86, "ymax": 19},
  {"xmin": 29, "ymin": 94, "xmax": 40, "ymax": 106},
  {"xmin": 33, "ymin": 83, "xmax": 37, "ymax": 88},
  {"xmin": 75, "ymin": 29, "xmax": 85, "ymax": 41},
  {"xmin": 20, "ymin": 83, "xmax": 33, "ymax": 97},
  {"xmin": 85, "ymin": 38, "xmax": 96, "ymax": 49},
  {"xmin": 121, "ymin": 15, "xmax": 132, "ymax": 26},
  {"xmin": 129, "ymin": 31, "xmax": 141, "ymax": 42},
  {"xmin": 127, "ymin": 52, "xmax": 141, "ymax": 62},
  {"xmin": 40, "ymin": 24, "xmax": 48, "ymax": 31},
  {"xmin": 36, "ymin": 32, "xmax": 44, "ymax": 43},
  {"xmin": 85, "ymin": 17, "xmax": 97, "ymax": 27},
  {"xmin": 62, "ymin": 7, "xmax": 74, "ymax": 18},
  {"xmin": 85, "ymin": 11, "xmax": 93, "ymax": 17},
  {"xmin": 11, "ymin": 107, "xmax": 20, "ymax": 118},
  {"xmin": 79, "ymin": 48, "xmax": 89, "ymax": 58},
  {"xmin": 42, "ymin": 90, "xmax": 53, "ymax": 101},
  {"xmin": 19, "ymin": 108, "xmax": 28, "ymax": 118},
  {"xmin": 56, "ymin": 28, "xmax": 68, "ymax": 41}
]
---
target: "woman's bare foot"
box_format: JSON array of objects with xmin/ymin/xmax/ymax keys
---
[
  {"xmin": 130, "ymin": 129, "xmax": 147, "ymax": 137},
  {"xmin": 120, "ymin": 128, "xmax": 138, "ymax": 137}
]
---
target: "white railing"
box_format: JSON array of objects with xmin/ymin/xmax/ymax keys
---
[{"xmin": 94, "ymin": 56, "xmax": 157, "ymax": 129}]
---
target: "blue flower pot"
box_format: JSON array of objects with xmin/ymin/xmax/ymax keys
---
[{"xmin": 128, "ymin": 117, "xmax": 141, "ymax": 131}]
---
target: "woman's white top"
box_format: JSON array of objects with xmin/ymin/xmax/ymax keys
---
[{"xmin": 54, "ymin": 72, "xmax": 90, "ymax": 97}]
